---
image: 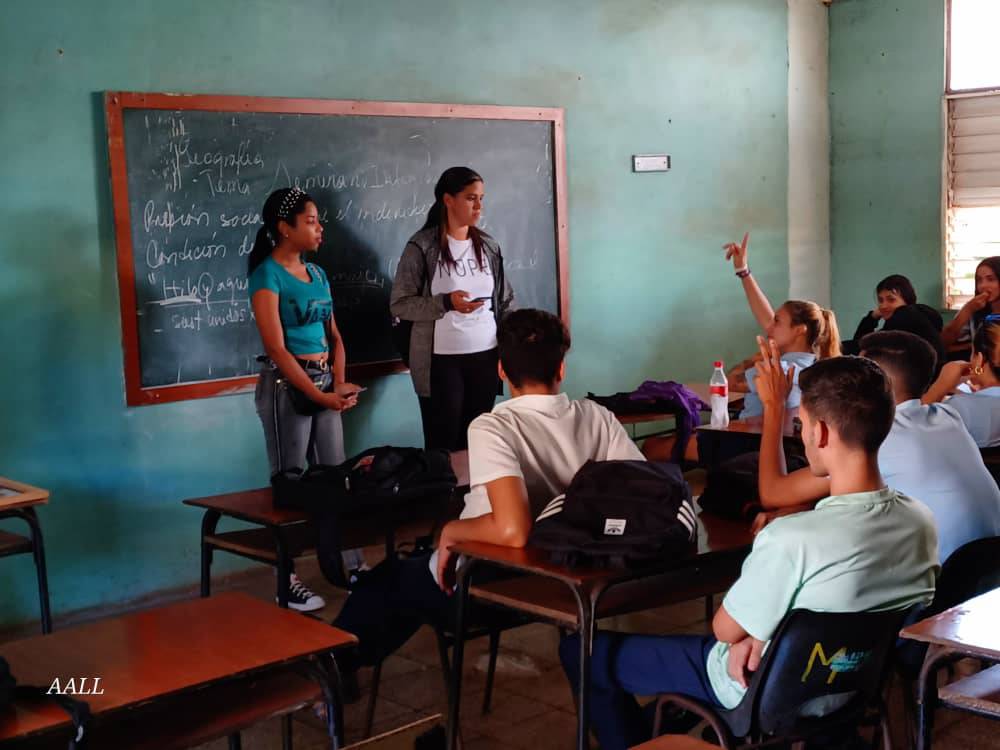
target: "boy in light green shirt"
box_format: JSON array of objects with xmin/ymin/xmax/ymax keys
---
[{"xmin": 560, "ymin": 348, "xmax": 938, "ymax": 750}]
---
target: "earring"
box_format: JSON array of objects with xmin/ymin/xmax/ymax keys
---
[{"xmin": 974, "ymin": 365, "xmax": 985, "ymax": 376}]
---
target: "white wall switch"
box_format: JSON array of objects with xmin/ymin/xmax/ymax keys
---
[{"xmin": 632, "ymin": 154, "xmax": 671, "ymax": 172}]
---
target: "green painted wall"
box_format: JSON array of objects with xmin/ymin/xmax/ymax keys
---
[
  {"xmin": 0, "ymin": 0, "xmax": 789, "ymax": 626},
  {"xmin": 829, "ymin": 0, "xmax": 945, "ymax": 323}
]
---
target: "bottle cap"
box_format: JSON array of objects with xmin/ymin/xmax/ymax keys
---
[{"xmin": 714, "ymin": 360, "xmax": 723, "ymax": 368}]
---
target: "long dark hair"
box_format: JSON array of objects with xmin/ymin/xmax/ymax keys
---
[
  {"xmin": 973, "ymin": 256, "xmax": 1000, "ymax": 328},
  {"xmin": 421, "ymin": 166, "xmax": 485, "ymax": 269},
  {"xmin": 247, "ymin": 187, "xmax": 316, "ymax": 275}
]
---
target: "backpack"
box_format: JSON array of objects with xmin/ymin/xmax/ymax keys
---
[
  {"xmin": 0, "ymin": 656, "xmax": 91, "ymax": 748},
  {"xmin": 528, "ymin": 460, "xmax": 698, "ymax": 568},
  {"xmin": 271, "ymin": 446, "xmax": 457, "ymax": 515}
]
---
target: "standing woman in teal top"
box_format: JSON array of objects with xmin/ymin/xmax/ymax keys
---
[{"xmin": 247, "ymin": 187, "xmax": 361, "ymax": 611}]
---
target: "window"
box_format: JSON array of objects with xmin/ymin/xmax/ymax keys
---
[{"xmin": 944, "ymin": 0, "xmax": 1000, "ymax": 308}]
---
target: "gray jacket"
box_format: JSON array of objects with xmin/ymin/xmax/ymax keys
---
[{"xmin": 390, "ymin": 226, "xmax": 515, "ymax": 397}]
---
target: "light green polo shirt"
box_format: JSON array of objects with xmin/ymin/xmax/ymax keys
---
[{"xmin": 706, "ymin": 486, "xmax": 939, "ymax": 709}]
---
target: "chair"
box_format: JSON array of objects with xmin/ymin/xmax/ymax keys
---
[{"xmin": 652, "ymin": 609, "xmax": 906, "ymax": 749}]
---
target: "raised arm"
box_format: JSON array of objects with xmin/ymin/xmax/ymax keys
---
[
  {"xmin": 922, "ymin": 359, "xmax": 972, "ymax": 404},
  {"xmin": 724, "ymin": 232, "xmax": 774, "ymax": 332},
  {"xmin": 754, "ymin": 336, "xmax": 830, "ymax": 509},
  {"xmin": 942, "ymin": 293, "xmax": 988, "ymax": 347}
]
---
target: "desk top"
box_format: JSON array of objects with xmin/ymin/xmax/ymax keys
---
[
  {"xmin": 0, "ymin": 476, "xmax": 49, "ymax": 511},
  {"xmin": 0, "ymin": 592, "xmax": 355, "ymax": 741},
  {"xmin": 451, "ymin": 511, "xmax": 752, "ymax": 589},
  {"xmin": 900, "ymin": 587, "xmax": 1000, "ymax": 660},
  {"xmin": 184, "ymin": 450, "xmax": 471, "ymax": 523},
  {"xmin": 697, "ymin": 412, "xmax": 800, "ymax": 439}
]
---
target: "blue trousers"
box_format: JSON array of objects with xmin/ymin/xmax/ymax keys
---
[{"xmin": 559, "ymin": 632, "xmax": 723, "ymax": 750}]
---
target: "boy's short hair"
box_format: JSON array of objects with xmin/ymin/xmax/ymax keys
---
[
  {"xmin": 798, "ymin": 356, "xmax": 895, "ymax": 452},
  {"xmin": 859, "ymin": 330, "xmax": 938, "ymax": 399},
  {"xmin": 498, "ymin": 309, "xmax": 571, "ymax": 388}
]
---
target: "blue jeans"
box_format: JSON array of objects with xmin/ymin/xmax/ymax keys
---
[{"xmin": 559, "ymin": 632, "xmax": 723, "ymax": 750}]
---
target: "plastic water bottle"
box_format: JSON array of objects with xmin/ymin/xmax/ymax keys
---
[{"xmin": 709, "ymin": 361, "xmax": 730, "ymax": 429}]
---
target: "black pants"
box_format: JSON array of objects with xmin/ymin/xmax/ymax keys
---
[{"xmin": 419, "ymin": 348, "xmax": 499, "ymax": 451}]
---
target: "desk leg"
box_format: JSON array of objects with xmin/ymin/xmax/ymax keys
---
[
  {"xmin": 12, "ymin": 508, "xmax": 52, "ymax": 634},
  {"xmin": 309, "ymin": 652, "xmax": 345, "ymax": 749},
  {"xmin": 916, "ymin": 644, "xmax": 952, "ymax": 750},
  {"xmin": 200, "ymin": 510, "xmax": 221, "ymax": 598},
  {"xmin": 273, "ymin": 527, "xmax": 291, "ymax": 608},
  {"xmin": 570, "ymin": 585, "xmax": 597, "ymax": 750},
  {"xmin": 446, "ymin": 559, "xmax": 474, "ymax": 750}
]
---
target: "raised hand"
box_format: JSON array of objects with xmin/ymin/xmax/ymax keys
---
[
  {"xmin": 723, "ymin": 232, "xmax": 750, "ymax": 270},
  {"xmin": 753, "ymin": 335, "xmax": 794, "ymax": 410}
]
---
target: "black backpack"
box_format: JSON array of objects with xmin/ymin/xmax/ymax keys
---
[
  {"xmin": 271, "ymin": 446, "xmax": 457, "ymax": 514},
  {"xmin": 528, "ymin": 460, "xmax": 698, "ymax": 568},
  {"xmin": 0, "ymin": 656, "xmax": 91, "ymax": 748}
]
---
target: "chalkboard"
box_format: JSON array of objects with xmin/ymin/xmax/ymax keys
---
[{"xmin": 106, "ymin": 93, "xmax": 568, "ymax": 406}]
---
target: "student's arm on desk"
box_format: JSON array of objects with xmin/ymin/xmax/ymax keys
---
[
  {"xmin": 436, "ymin": 476, "xmax": 532, "ymax": 591},
  {"xmin": 754, "ymin": 336, "xmax": 829, "ymax": 511}
]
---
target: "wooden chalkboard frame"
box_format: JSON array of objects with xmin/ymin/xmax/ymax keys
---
[{"xmin": 105, "ymin": 91, "xmax": 569, "ymax": 406}]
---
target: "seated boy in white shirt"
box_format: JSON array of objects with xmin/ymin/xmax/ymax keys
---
[
  {"xmin": 756, "ymin": 331, "xmax": 1000, "ymax": 563},
  {"xmin": 559, "ymin": 353, "xmax": 938, "ymax": 750},
  {"xmin": 333, "ymin": 308, "xmax": 644, "ymax": 666}
]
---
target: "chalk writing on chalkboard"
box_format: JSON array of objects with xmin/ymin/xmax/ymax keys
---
[{"xmin": 106, "ymin": 93, "xmax": 568, "ymax": 406}]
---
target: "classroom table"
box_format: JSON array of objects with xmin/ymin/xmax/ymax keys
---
[
  {"xmin": 614, "ymin": 383, "xmax": 745, "ymax": 442},
  {"xmin": 184, "ymin": 451, "xmax": 469, "ymax": 605},
  {"xmin": 444, "ymin": 512, "xmax": 753, "ymax": 750},
  {"xmin": 0, "ymin": 476, "xmax": 52, "ymax": 634},
  {"xmin": 0, "ymin": 591, "xmax": 355, "ymax": 749},
  {"xmin": 900, "ymin": 587, "xmax": 1000, "ymax": 750},
  {"xmin": 695, "ymin": 413, "xmax": 802, "ymax": 469}
]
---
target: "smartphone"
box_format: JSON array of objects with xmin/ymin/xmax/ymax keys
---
[{"xmin": 470, "ymin": 296, "xmax": 491, "ymax": 302}]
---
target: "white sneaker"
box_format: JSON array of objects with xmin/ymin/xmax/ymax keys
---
[{"xmin": 282, "ymin": 574, "xmax": 326, "ymax": 612}]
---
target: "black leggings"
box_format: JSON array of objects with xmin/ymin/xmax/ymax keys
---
[{"xmin": 419, "ymin": 348, "xmax": 499, "ymax": 451}]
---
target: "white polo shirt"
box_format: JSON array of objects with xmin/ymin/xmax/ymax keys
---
[
  {"xmin": 429, "ymin": 393, "xmax": 645, "ymax": 582},
  {"xmin": 945, "ymin": 387, "xmax": 1000, "ymax": 448},
  {"xmin": 879, "ymin": 399, "xmax": 1000, "ymax": 562}
]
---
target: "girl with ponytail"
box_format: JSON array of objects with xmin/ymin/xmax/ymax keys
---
[
  {"xmin": 247, "ymin": 187, "xmax": 363, "ymax": 610},
  {"xmin": 390, "ymin": 167, "xmax": 515, "ymax": 450},
  {"xmin": 643, "ymin": 232, "xmax": 841, "ymax": 462}
]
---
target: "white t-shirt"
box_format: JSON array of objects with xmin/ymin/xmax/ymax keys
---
[
  {"xmin": 429, "ymin": 393, "xmax": 645, "ymax": 581},
  {"xmin": 945, "ymin": 386, "xmax": 1000, "ymax": 448},
  {"xmin": 879, "ymin": 399, "xmax": 1000, "ymax": 562},
  {"xmin": 430, "ymin": 236, "xmax": 497, "ymax": 355}
]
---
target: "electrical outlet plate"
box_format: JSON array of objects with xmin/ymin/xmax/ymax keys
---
[{"xmin": 632, "ymin": 154, "xmax": 671, "ymax": 172}]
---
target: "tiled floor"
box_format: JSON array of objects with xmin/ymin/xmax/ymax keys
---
[{"xmin": 187, "ymin": 553, "xmax": 1000, "ymax": 750}]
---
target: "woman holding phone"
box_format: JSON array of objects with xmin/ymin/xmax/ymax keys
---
[
  {"xmin": 247, "ymin": 186, "xmax": 362, "ymax": 610},
  {"xmin": 390, "ymin": 167, "xmax": 514, "ymax": 450}
]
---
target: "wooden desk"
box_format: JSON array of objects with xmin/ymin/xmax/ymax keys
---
[
  {"xmin": 900, "ymin": 587, "xmax": 1000, "ymax": 750},
  {"xmin": 0, "ymin": 592, "xmax": 355, "ymax": 748},
  {"xmin": 184, "ymin": 451, "xmax": 469, "ymax": 606},
  {"xmin": 0, "ymin": 477, "xmax": 51, "ymax": 634},
  {"xmin": 445, "ymin": 512, "xmax": 753, "ymax": 750},
  {"xmin": 613, "ymin": 384, "xmax": 744, "ymax": 442}
]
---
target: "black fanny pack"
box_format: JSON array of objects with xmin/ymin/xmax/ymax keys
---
[{"xmin": 285, "ymin": 371, "xmax": 328, "ymax": 416}]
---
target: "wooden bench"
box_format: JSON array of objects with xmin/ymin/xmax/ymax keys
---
[{"xmin": 0, "ymin": 592, "xmax": 354, "ymax": 749}]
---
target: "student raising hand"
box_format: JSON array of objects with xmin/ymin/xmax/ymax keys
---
[{"xmin": 753, "ymin": 335, "xmax": 795, "ymax": 410}]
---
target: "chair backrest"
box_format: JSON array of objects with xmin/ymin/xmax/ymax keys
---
[
  {"xmin": 744, "ymin": 609, "xmax": 905, "ymax": 737},
  {"xmin": 928, "ymin": 535, "xmax": 1000, "ymax": 617}
]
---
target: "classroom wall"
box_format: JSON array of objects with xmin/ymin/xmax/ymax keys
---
[
  {"xmin": 829, "ymin": 0, "xmax": 945, "ymax": 322},
  {"xmin": 0, "ymin": 0, "xmax": 792, "ymax": 627}
]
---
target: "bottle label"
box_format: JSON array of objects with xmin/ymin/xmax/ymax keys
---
[{"xmin": 710, "ymin": 385, "xmax": 728, "ymax": 397}]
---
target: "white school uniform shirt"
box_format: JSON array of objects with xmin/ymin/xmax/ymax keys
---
[
  {"xmin": 878, "ymin": 399, "xmax": 1000, "ymax": 563},
  {"xmin": 945, "ymin": 386, "xmax": 1000, "ymax": 448},
  {"xmin": 430, "ymin": 236, "xmax": 497, "ymax": 354},
  {"xmin": 429, "ymin": 393, "xmax": 645, "ymax": 583}
]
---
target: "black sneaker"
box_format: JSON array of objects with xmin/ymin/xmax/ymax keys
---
[{"xmin": 281, "ymin": 574, "xmax": 326, "ymax": 612}]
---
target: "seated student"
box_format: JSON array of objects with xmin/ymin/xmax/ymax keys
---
[
  {"xmin": 333, "ymin": 308, "xmax": 644, "ymax": 666},
  {"xmin": 923, "ymin": 319, "xmax": 1000, "ymax": 448},
  {"xmin": 942, "ymin": 256, "xmax": 1000, "ymax": 356},
  {"xmin": 643, "ymin": 232, "xmax": 840, "ymax": 462},
  {"xmin": 842, "ymin": 274, "xmax": 944, "ymax": 364},
  {"xmin": 560, "ymin": 355, "xmax": 938, "ymax": 750},
  {"xmin": 756, "ymin": 331, "xmax": 1000, "ymax": 564}
]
